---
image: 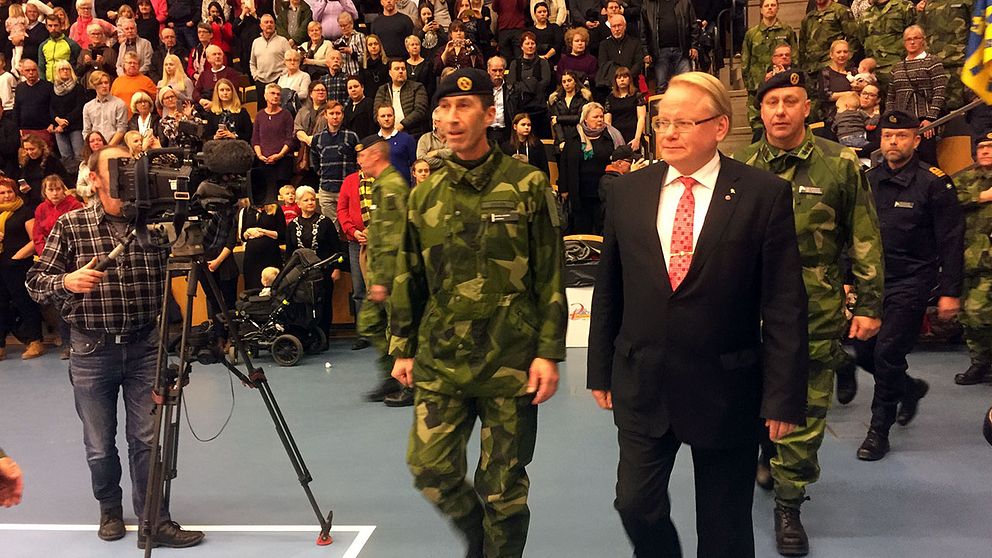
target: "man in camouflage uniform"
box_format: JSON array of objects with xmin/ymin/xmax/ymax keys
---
[
  {"xmin": 918, "ymin": 0, "xmax": 973, "ymax": 111},
  {"xmin": 742, "ymin": 0, "xmax": 797, "ymax": 141},
  {"xmin": 735, "ymin": 70, "xmax": 884, "ymax": 557},
  {"xmin": 355, "ymin": 135, "xmax": 413, "ymax": 407},
  {"xmin": 954, "ymin": 131, "xmax": 992, "ymax": 385},
  {"xmin": 388, "ymin": 68, "xmax": 567, "ymax": 558},
  {"xmin": 860, "ymin": 0, "xmax": 917, "ymax": 91},
  {"xmin": 798, "ymin": 0, "xmax": 862, "ymax": 122}
]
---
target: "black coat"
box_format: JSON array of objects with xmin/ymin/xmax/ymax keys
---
[
  {"xmin": 587, "ymin": 157, "xmax": 809, "ymax": 448},
  {"xmin": 50, "ymin": 85, "xmax": 87, "ymax": 132}
]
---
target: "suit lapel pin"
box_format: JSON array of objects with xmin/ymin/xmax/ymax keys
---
[{"xmin": 726, "ymin": 188, "xmax": 735, "ymax": 201}]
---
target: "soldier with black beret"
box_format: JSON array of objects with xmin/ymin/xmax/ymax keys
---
[
  {"xmin": 388, "ymin": 67, "xmax": 567, "ymax": 557},
  {"xmin": 853, "ymin": 110, "xmax": 965, "ymax": 461}
]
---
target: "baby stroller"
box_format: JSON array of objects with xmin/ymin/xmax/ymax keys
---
[{"xmin": 233, "ymin": 248, "xmax": 341, "ymax": 366}]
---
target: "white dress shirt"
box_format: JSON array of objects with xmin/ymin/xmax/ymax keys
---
[{"xmin": 657, "ymin": 152, "xmax": 721, "ymax": 270}]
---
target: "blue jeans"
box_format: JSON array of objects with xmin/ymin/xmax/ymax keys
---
[
  {"xmin": 653, "ymin": 47, "xmax": 691, "ymax": 93},
  {"xmin": 69, "ymin": 327, "xmax": 165, "ymax": 520},
  {"xmin": 348, "ymin": 240, "xmax": 365, "ymax": 318},
  {"xmin": 55, "ymin": 130, "xmax": 84, "ymax": 161}
]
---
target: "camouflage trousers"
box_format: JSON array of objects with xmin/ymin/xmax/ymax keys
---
[
  {"xmin": 356, "ymin": 299, "xmax": 393, "ymax": 378},
  {"xmin": 960, "ymin": 275, "xmax": 992, "ymax": 366},
  {"xmin": 771, "ymin": 338, "xmax": 842, "ymax": 508},
  {"xmin": 407, "ymin": 388, "xmax": 538, "ymax": 558}
]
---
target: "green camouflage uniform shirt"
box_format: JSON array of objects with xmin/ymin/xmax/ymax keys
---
[
  {"xmin": 364, "ymin": 165, "xmax": 409, "ymax": 289},
  {"xmin": 955, "ymin": 166, "xmax": 992, "ymax": 274},
  {"xmin": 861, "ymin": 0, "xmax": 918, "ymax": 71},
  {"xmin": 388, "ymin": 148, "xmax": 567, "ymax": 398},
  {"xmin": 741, "ymin": 20, "xmax": 798, "ymax": 93},
  {"xmin": 798, "ymin": 1, "xmax": 862, "ymax": 75},
  {"xmin": 920, "ymin": 0, "xmax": 974, "ymax": 109},
  {"xmin": 734, "ymin": 131, "xmax": 884, "ymax": 339}
]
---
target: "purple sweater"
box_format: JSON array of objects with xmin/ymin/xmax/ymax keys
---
[
  {"xmin": 557, "ymin": 53, "xmax": 598, "ymax": 83},
  {"xmin": 252, "ymin": 108, "xmax": 295, "ymax": 157}
]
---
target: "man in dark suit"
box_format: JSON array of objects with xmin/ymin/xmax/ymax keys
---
[{"xmin": 587, "ymin": 71, "xmax": 809, "ymax": 558}]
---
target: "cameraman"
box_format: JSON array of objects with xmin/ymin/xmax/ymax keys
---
[{"xmin": 25, "ymin": 145, "xmax": 205, "ymax": 550}]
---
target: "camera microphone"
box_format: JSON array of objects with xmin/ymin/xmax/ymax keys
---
[
  {"xmin": 94, "ymin": 230, "xmax": 136, "ymax": 272},
  {"xmin": 202, "ymin": 139, "xmax": 254, "ymax": 175}
]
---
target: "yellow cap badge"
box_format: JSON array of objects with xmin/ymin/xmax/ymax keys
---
[
  {"xmin": 457, "ymin": 76, "xmax": 473, "ymax": 91},
  {"xmin": 789, "ymin": 72, "xmax": 799, "ymax": 85},
  {"xmin": 355, "ymin": 144, "xmax": 364, "ymax": 153},
  {"xmin": 889, "ymin": 115, "xmax": 898, "ymax": 123}
]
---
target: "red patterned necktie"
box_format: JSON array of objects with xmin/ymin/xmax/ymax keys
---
[{"xmin": 669, "ymin": 176, "xmax": 696, "ymax": 290}]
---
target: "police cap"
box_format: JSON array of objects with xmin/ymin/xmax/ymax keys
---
[
  {"xmin": 879, "ymin": 110, "xmax": 920, "ymax": 130},
  {"xmin": 433, "ymin": 68, "xmax": 494, "ymax": 105},
  {"xmin": 755, "ymin": 70, "xmax": 805, "ymax": 105}
]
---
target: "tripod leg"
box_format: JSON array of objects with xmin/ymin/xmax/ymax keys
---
[{"xmin": 199, "ymin": 265, "xmax": 334, "ymax": 545}]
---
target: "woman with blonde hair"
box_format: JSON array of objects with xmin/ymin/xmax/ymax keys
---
[
  {"xmin": 361, "ymin": 34, "xmax": 389, "ymax": 93},
  {"xmin": 127, "ymin": 91, "xmax": 160, "ymax": 137},
  {"xmin": 157, "ymin": 54, "xmax": 195, "ymax": 102},
  {"xmin": 299, "ymin": 20, "xmax": 332, "ymax": 79},
  {"xmin": 559, "ymin": 101, "xmax": 624, "ymax": 234},
  {"xmin": 206, "ymin": 77, "xmax": 253, "ymax": 140},
  {"xmin": 49, "ymin": 60, "xmax": 87, "ymax": 161}
]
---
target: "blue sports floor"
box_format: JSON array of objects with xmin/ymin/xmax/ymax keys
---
[{"xmin": 1, "ymin": 341, "xmax": 990, "ymax": 557}]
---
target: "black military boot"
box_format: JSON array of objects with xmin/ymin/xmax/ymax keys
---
[
  {"xmin": 384, "ymin": 387, "xmax": 414, "ymax": 407},
  {"xmin": 835, "ymin": 358, "xmax": 858, "ymax": 405},
  {"xmin": 954, "ymin": 363, "xmax": 992, "ymax": 385},
  {"xmin": 856, "ymin": 428, "xmax": 890, "ymax": 461},
  {"xmin": 364, "ymin": 377, "xmax": 402, "ymax": 402},
  {"xmin": 97, "ymin": 506, "xmax": 125, "ymax": 541},
  {"xmin": 755, "ymin": 447, "xmax": 773, "ymax": 491},
  {"xmin": 774, "ymin": 504, "xmax": 809, "ymax": 556},
  {"xmin": 896, "ymin": 377, "xmax": 929, "ymax": 426}
]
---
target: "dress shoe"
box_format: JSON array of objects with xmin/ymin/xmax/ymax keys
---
[
  {"xmin": 774, "ymin": 504, "xmax": 809, "ymax": 556},
  {"xmin": 835, "ymin": 360, "xmax": 858, "ymax": 405},
  {"xmin": 856, "ymin": 428, "xmax": 890, "ymax": 461},
  {"xmin": 896, "ymin": 378, "xmax": 929, "ymax": 426},
  {"xmin": 351, "ymin": 338, "xmax": 371, "ymax": 350},
  {"xmin": 98, "ymin": 506, "xmax": 125, "ymax": 541},
  {"xmin": 384, "ymin": 387, "xmax": 414, "ymax": 407},
  {"xmin": 954, "ymin": 363, "xmax": 992, "ymax": 385},
  {"xmin": 60, "ymin": 347, "xmax": 71, "ymax": 360},
  {"xmin": 755, "ymin": 450, "xmax": 773, "ymax": 491},
  {"xmin": 364, "ymin": 378, "xmax": 402, "ymax": 402},
  {"xmin": 21, "ymin": 341, "xmax": 45, "ymax": 360},
  {"xmin": 137, "ymin": 520, "xmax": 205, "ymax": 549}
]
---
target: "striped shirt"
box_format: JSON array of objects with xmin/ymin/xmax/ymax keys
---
[{"xmin": 885, "ymin": 53, "xmax": 947, "ymax": 121}]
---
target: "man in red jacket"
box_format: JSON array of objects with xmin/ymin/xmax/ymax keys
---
[{"xmin": 336, "ymin": 170, "xmax": 372, "ymax": 352}]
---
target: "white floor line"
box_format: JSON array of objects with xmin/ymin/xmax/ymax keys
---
[{"xmin": 0, "ymin": 524, "xmax": 376, "ymax": 557}]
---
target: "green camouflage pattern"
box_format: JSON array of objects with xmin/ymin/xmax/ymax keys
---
[
  {"xmin": 770, "ymin": 339, "xmax": 842, "ymax": 507},
  {"xmin": 798, "ymin": 2, "xmax": 862, "ymax": 75},
  {"xmin": 920, "ymin": 0, "xmax": 972, "ymax": 109},
  {"xmin": 406, "ymin": 389, "xmax": 537, "ymax": 557},
  {"xmin": 860, "ymin": 0, "xmax": 918, "ymax": 74},
  {"xmin": 388, "ymin": 147, "xmax": 567, "ymax": 398},
  {"xmin": 734, "ymin": 130, "xmax": 885, "ymax": 340},
  {"xmin": 741, "ymin": 20, "xmax": 798, "ymax": 93},
  {"xmin": 356, "ymin": 164, "xmax": 409, "ymax": 377},
  {"xmin": 955, "ymin": 166, "xmax": 992, "ymax": 363}
]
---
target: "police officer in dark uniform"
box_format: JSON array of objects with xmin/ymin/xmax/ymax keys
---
[{"xmin": 854, "ymin": 110, "xmax": 965, "ymax": 461}]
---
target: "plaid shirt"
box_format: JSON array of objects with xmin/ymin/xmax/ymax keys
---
[
  {"xmin": 26, "ymin": 202, "xmax": 168, "ymax": 334},
  {"xmin": 313, "ymin": 128, "xmax": 360, "ymax": 193},
  {"xmin": 339, "ymin": 31, "xmax": 366, "ymax": 77},
  {"xmin": 319, "ymin": 70, "xmax": 350, "ymax": 105}
]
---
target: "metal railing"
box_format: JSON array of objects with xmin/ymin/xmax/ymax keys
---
[{"xmin": 869, "ymin": 98, "xmax": 985, "ymax": 164}]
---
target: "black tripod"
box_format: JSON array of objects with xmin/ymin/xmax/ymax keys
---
[{"xmin": 139, "ymin": 241, "xmax": 334, "ymax": 557}]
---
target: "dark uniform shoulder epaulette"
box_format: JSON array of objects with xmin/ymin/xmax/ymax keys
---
[{"xmin": 929, "ymin": 166, "xmax": 946, "ymax": 178}]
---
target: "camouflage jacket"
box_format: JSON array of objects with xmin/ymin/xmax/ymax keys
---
[
  {"xmin": 741, "ymin": 19, "xmax": 798, "ymax": 93},
  {"xmin": 955, "ymin": 165, "xmax": 992, "ymax": 273},
  {"xmin": 388, "ymin": 148, "xmax": 567, "ymax": 397},
  {"xmin": 734, "ymin": 131, "xmax": 884, "ymax": 339},
  {"xmin": 861, "ymin": 0, "xmax": 917, "ymax": 70},
  {"xmin": 798, "ymin": 2, "xmax": 862, "ymax": 74},
  {"xmin": 920, "ymin": 0, "xmax": 973, "ymax": 69},
  {"xmin": 365, "ymin": 165, "xmax": 409, "ymax": 288}
]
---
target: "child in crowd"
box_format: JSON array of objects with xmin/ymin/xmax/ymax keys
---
[
  {"xmin": 279, "ymin": 184, "xmax": 300, "ymax": 223},
  {"xmin": 5, "ymin": 4, "xmax": 29, "ymax": 37},
  {"xmin": 849, "ymin": 57, "xmax": 877, "ymax": 92},
  {"xmin": 412, "ymin": 159, "xmax": 431, "ymax": 186},
  {"xmin": 833, "ymin": 92, "xmax": 868, "ymax": 148},
  {"xmin": 258, "ymin": 266, "xmax": 280, "ymax": 297}
]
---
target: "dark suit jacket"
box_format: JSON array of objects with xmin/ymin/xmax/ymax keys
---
[{"xmin": 587, "ymin": 155, "xmax": 809, "ymax": 449}]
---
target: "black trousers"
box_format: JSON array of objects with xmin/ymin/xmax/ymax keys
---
[
  {"xmin": 0, "ymin": 258, "xmax": 42, "ymax": 346},
  {"xmin": 853, "ymin": 282, "xmax": 929, "ymax": 431},
  {"xmin": 615, "ymin": 428, "xmax": 758, "ymax": 558}
]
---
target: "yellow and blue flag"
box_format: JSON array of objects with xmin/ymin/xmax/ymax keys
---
[{"xmin": 963, "ymin": 0, "xmax": 992, "ymax": 103}]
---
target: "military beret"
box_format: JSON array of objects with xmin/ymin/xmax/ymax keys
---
[
  {"xmin": 975, "ymin": 130, "xmax": 992, "ymax": 148},
  {"xmin": 755, "ymin": 70, "xmax": 805, "ymax": 104},
  {"xmin": 432, "ymin": 68, "xmax": 494, "ymax": 105},
  {"xmin": 355, "ymin": 134, "xmax": 385, "ymax": 153},
  {"xmin": 879, "ymin": 110, "xmax": 920, "ymax": 130},
  {"xmin": 611, "ymin": 145, "xmax": 636, "ymax": 162}
]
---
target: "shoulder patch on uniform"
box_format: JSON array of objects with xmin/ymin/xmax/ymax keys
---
[{"xmin": 929, "ymin": 166, "xmax": 946, "ymax": 177}]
